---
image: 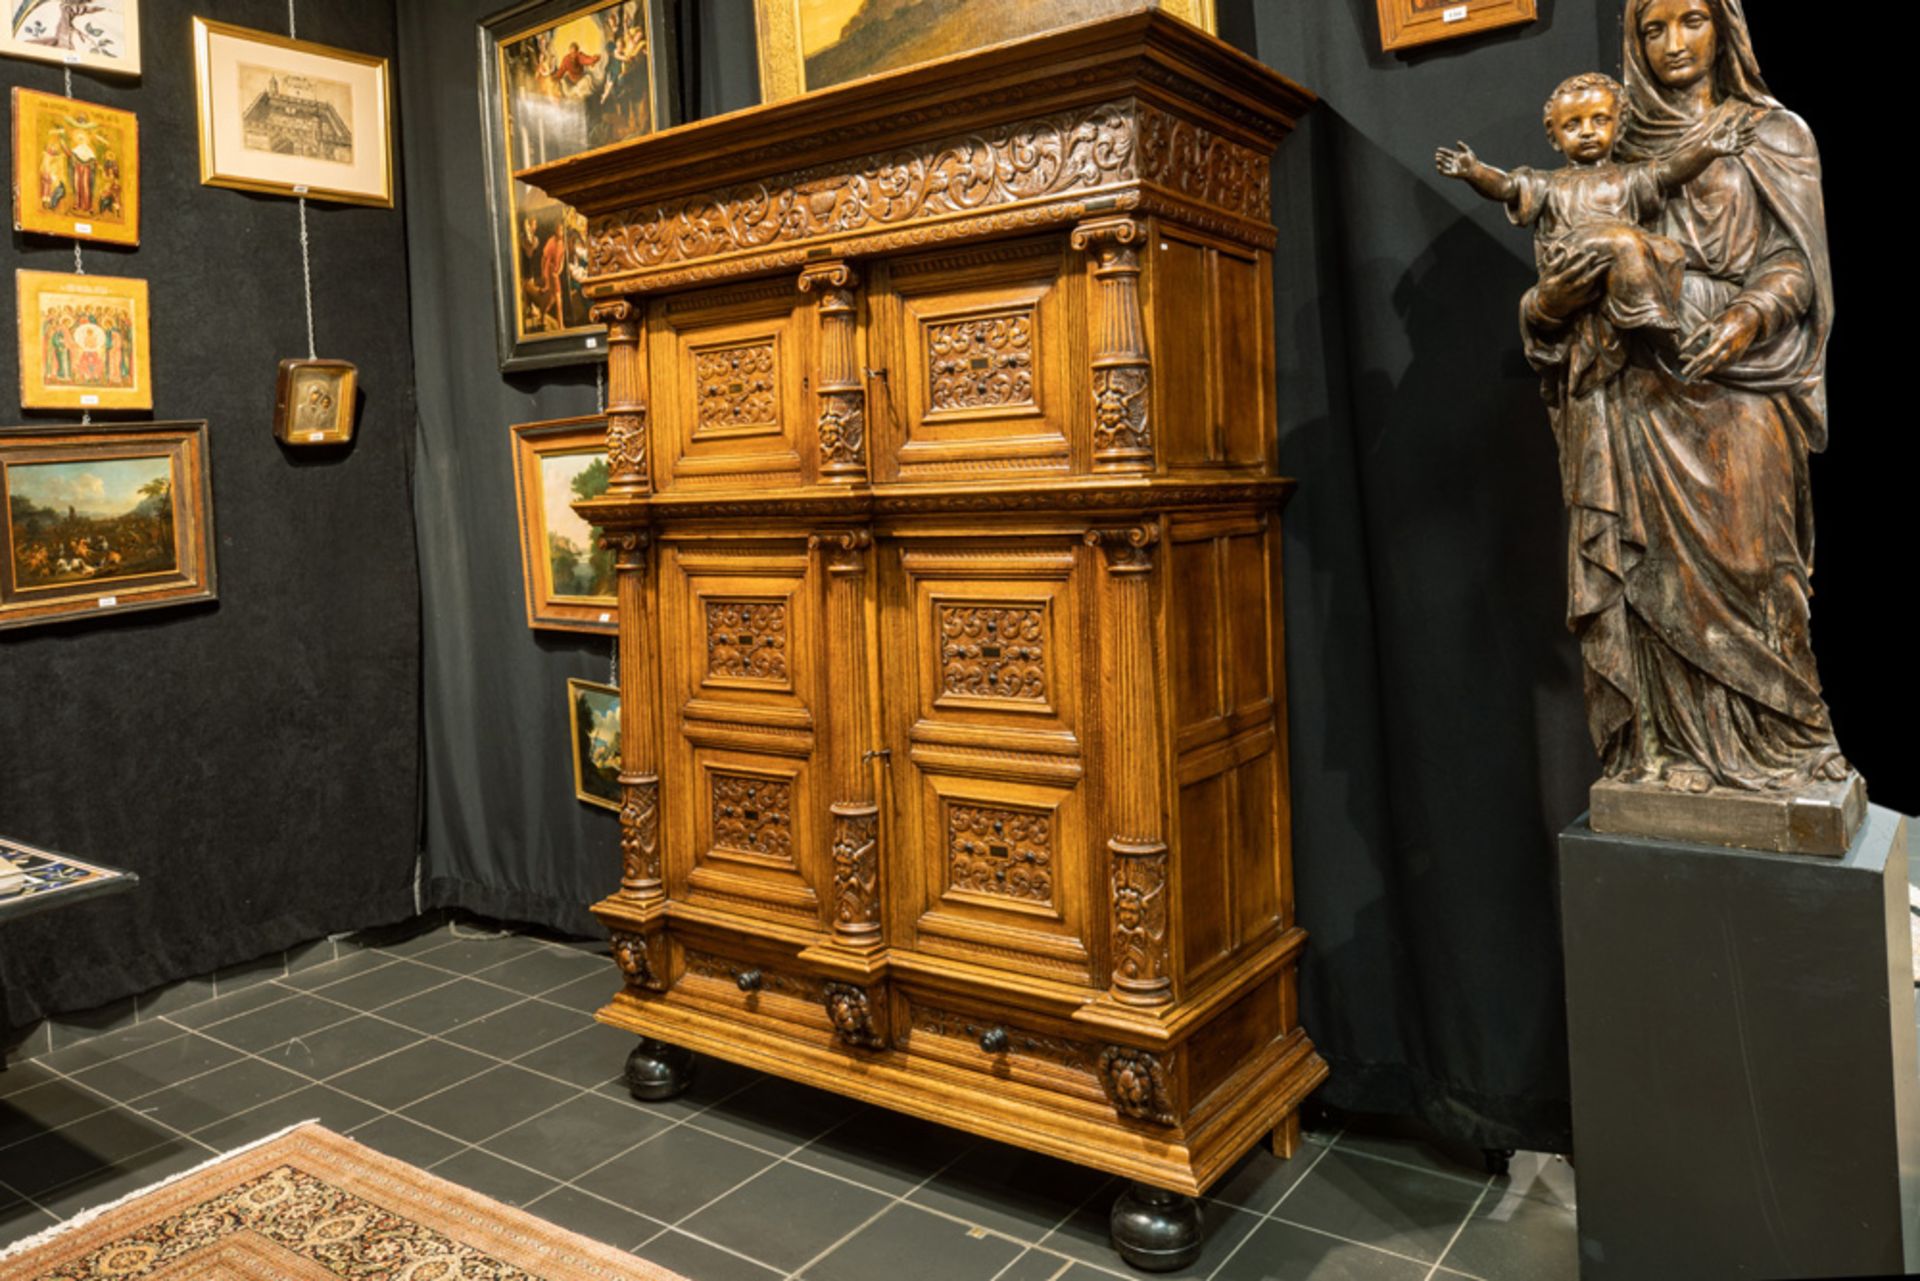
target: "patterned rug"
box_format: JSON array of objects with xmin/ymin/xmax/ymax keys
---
[{"xmin": 0, "ymin": 1123, "xmax": 688, "ymax": 1280}]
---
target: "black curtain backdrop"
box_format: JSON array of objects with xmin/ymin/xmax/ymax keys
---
[{"xmin": 0, "ymin": 0, "xmax": 421, "ymax": 1028}]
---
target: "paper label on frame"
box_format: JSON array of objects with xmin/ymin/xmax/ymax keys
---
[
  {"xmin": 1443, "ymin": 4, "xmax": 1469, "ymax": 19},
  {"xmin": 599, "ymin": 613, "xmax": 612, "ymax": 624},
  {"xmin": 98, "ymin": 596, "xmax": 118, "ymax": 608},
  {"xmin": 80, "ymin": 394, "xmax": 100, "ymax": 406},
  {"xmin": 74, "ymin": 223, "xmax": 93, "ymax": 236}
]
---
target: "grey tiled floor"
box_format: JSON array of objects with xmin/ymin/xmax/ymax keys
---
[{"xmin": 0, "ymin": 922, "xmax": 1578, "ymax": 1280}]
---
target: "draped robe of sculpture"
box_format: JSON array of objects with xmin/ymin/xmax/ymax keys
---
[{"xmin": 1521, "ymin": 0, "xmax": 1848, "ymax": 796}]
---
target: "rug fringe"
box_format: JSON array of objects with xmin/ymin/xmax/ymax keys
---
[{"xmin": 0, "ymin": 1119, "xmax": 320, "ymax": 1263}]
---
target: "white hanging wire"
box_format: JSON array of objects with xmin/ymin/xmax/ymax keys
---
[
  {"xmin": 289, "ymin": 0, "xmax": 316, "ymax": 359},
  {"xmin": 286, "ymin": 0, "xmax": 297, "ymax": 39}
]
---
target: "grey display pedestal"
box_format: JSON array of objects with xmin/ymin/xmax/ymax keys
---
[{"xmin": 1560, "ymin": 805, "xmax": 1920, "ymax": 1281}]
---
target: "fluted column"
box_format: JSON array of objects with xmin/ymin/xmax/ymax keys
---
[
  {"xmin": 1071, "ymin": 218, "xmax": 1153, "ymax": 472},
  {"xmin": 811, "ymin": 528, "xmax": 882, "ymax": 951},
  {"xmin": 608, "ymin": 530, "xmax": 663, "ymax": 906},
  {"xmin": 798, "ymin": 262, "xmax": 867, "ymax": 484},
  {"xmin": 1087, "ymin": 523, "xmax": 1171, "ymax": 1006},
  {"xmin": 590, "ymin": 299, "xmax": 651, "ymax": 498}
]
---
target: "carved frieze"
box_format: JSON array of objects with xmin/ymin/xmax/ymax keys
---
[
  {"xmin": 823, "ymin": 982, "xmax": 884, "ymax": 1049},
  {"xmin": 1136, "ymin": 103, "xmax": 1272, "ymax": 224},
  {"xmin": 947, "ymin": 803, "xmax": 1054, "ymax": 904},
  {"xmin": 939, "ymin": 605, "xmax": 1048, "ymax": 702},
  {"xmin": 928, "ymin": 311, "xmax": 1035, "ymax": 412},
  {"xmin": 695, "ymin": 342, "xmax": 778, "ymax": 432},
  {"xmin": 1099, "ymin": 1045, "xmax": 1176, "ymax": 1126},
  {"xmin": 712, "ymin": 775, "xmax": 794, "ymax": 859},
  {"xmin": 705, "ymin": 599, "xmax": 789, "ymax": 682}
]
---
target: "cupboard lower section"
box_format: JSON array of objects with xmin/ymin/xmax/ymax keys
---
[{"xmin": 591, "ymin": 921, "xmax": 1328, "ymax": 1196}]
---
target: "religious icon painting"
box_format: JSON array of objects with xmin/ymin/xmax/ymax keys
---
[
  {"xmin": 0, "ymin": 421, "xmax": 217, "ymax": 631},
  {"xmin": 568, "ymin": 677, "xmax": 622, "ymax": 811},
  {"xmin": 0, "ymin": 0, "xmax": 141, "ymax": 78},
  {"xmin": 1375, "ymin": 0, "xmax": 1536, "ymax": 51},
  {"xmin": 191, "ymin": 18, "xmax": 393, "ymax": 208},
  {"xmin": 15, "ymin": 269, "xmax": 151, "ymax": 412},
  {"xmin": 511, "ymin": 415, "xmax": 617, "ymax": 634},
  {"xmin": 11, "ymin": 89, "xmax": 140, "ymax": 245},
  {"xmin": 750, "ymin": 0, "xmax": 1213, "ymax": 102},
  {"xmin": 274, "ymin": 358, "xmax": 359, "ymax": 446},
  {"xmin": 480, "ymin": 0, "xmax": 681, "ymax": 371}
]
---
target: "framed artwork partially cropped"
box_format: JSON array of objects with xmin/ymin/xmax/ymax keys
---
[
  {"xmin": 1, "ymin": 0, "xmax": 141, "ymax": 77},
  {"xmin": 0, "ymin": 421, "xmax": 217, "ymax": 631},
  {"xmin": 1376, "ymin": 0, "xmax": 1535, "ymax": 52},
  {"xmin": 511, "ymin": 415, "xmax": 617, "ymax": 634},
  {"xmin": 274, "ymin": 358, "xmax": 358, "ymax": 446},
  {"xmin": 479, "ymin": 0, "xmax": 679, "ymax": 371},
  {"xmin": 191, "ymin": 17, "xmax": 394, "ymax": 208},
  {"xmin": 568, "ymin": 677, "xmax": 622, "ymax": 811},
  {"xmin": 11, "ymin": 88, "xmax": 140, "ymax": 245},
  {"xmin": 15, "ymin": 269, "xmax": 151, "ymax": 411},
  {"xmin": 751, "ymin": 0, "xmax": 1214, "ymax": 102}
]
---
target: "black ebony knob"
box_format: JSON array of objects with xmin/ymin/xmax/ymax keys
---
[
  {"xmin": 978, "ymin": 1026, "xmax": 1009, "ymax": 1053},
  {"xmin": 737, "ymin": 969, "xmax": 764, "ymax": 993}
]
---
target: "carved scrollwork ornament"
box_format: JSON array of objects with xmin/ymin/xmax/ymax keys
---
[
  {"xmin": 1085, "ymin": 525, "xmax": 1162, "ymax": 573},
  {"xmin": 588, "ymin": 299, "xmax": 639, "ymax": 332},
  {"xmin": 809, "ymin": 528, "xmax": 873, "ymax": 577},
  {"xmin": 1099, "ymin": 1045, "xmax": 1176, "ymax": 1126},
  {"xmin": 823, "ymin": 981, "xmax": 884, "ymax": 1049}
]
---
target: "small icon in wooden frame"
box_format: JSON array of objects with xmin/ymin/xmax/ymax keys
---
[{"xmin": 274, "ymin": 358, "xmax": 358, "ymax": 446}]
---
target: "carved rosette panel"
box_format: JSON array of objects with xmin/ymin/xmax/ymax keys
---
[
  {"xmin": 823, "ymin": 982, "xmax": 884, "ymax": 1049},
  {"xmin": 711, "ymin": 775, "xmax": 794, "ymax": 859},
  {"xmin": 592, "ymin": 103, "xmax": 1138, "ymax": 277},
  {"xmin": 939, "ymin": 605, "xmax": 1047, "ymax": 702},
  {"xmin": 1092, "ymin": 366, "xmax": 1151, "ymax": 458},
  {"xmin": 705, "ymin": 600, "xmax": 789, "ymax": 682},
  {"xmin": 927, "ymin": 311, "xmax": 1035, "ymax": 412},
  {"xmin": 619, "ymin": 775, "xmax": 662, "ymax": 891},
  {"xmin": 831, "ymin": 808, "xmax": 880, "ymax": 931},
  {"xmin": 947, "ymin": 803, "xmax": 1053, "ymax": 905},
  {"xmin": 695, "ymin": 342, "xmax": 778, "ymax": 432},
  {"xmin": 609, "ymin": 930, "xmax": 663, "ymax": 992},
  {"xmin": 912, "ymin": 1006, "xmax": 1095, "ymax": 1074},
  {"xmin": 1099, "ymin": 1045, "xmax": 1176, "ymax": 1126},
  {"xmin": 1110, "ymin": 840, "xmax": 1170, "ymax": 1001}
]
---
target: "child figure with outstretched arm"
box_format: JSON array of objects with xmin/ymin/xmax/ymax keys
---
[{"xmin": 1437, "ymin": 72, "xmax": 1755, "ymax": 341}]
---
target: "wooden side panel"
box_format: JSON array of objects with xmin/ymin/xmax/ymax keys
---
[
  {"xmin": 1148, "ymin": 234, "xmax": 1214, "ymax": 470},
  {"xmin": 652, "ymin": 281, "xmax": 809, "ymax": 490},
  {"xmin": 1214, "ymin": 247, "xmax": 1274, "ymax": 470},
  {"xmin": 1147, "ymin": 225, "xmax": 1274, "ymax": 473}
]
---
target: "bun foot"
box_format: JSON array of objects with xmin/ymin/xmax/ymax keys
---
[
  {"xmin": 1110, "ymin": 1181, "xmax": 1203, "ymax": 1273},
  {"xmin": 624, "ymin": 1038, "xmax": 695, "ymax": 1102}
]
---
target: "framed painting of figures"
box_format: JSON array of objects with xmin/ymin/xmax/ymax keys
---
[
  {"xmin": 511, "ymin": 415, "xmax": 616, "ymax": 634},
  {"xmin": 480, "ymin": 0, "xmax": 679, "ymax": 371},
  {"xmin": 0, "ymin": 421, "xmax": 217, "ymax": 631},
  {"xmin": 15, "ymin": 269, "xmax": 151, "ymax": 411},
  {"xmin": 751, "ymin": 0, "xmax": 1213, "ymax": 102},
  {"xmin": 1, "ymin": 0, "xmax": 141, "ymax": 78},
  {"xmin": 1376, "ymin": 0, "xmax": 1535, "ymax": 52},
  {"xmin": 191, "ymin": 18, "xmax": 393, "ymax": 208},
  {"xmin": 11, "ymin": 89, "xmax": 140, "ymax": 245},
  {"xmin": 568, "ymin": 678, "xmax": 621, "ymax": 811}
]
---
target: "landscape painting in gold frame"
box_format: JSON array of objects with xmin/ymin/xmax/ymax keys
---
[
  {"xmin": 568, "ymin": 678, "xmax": 622, "ymax": 812},
  {"xmin": 512, "ymin": 415, "xmax": 616, "ymax": 635},
  {"xmin": 16, "ymin": 269, "xmax": 151, "ymax": 412},
  {"xmin": 751, "ymin": 0, "xmax": 1216, "ymax": 102},
  {"xmin": 12, "ymin": 88, "xmax": 140, "ymax": 245},
  {"xmin": 1377, "ymin": 0, "xmax": 1535, "ymax": 52},
  {"xmin": 191, "ymin": 17, "xmax": 393, "ymax": 208},
  {"xmin": 0, "ymin": 421, "xmax": 217, "ymax": 632}
]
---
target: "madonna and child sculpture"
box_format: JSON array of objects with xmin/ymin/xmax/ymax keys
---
[{"xmin": 1438, "ymin": 0, "xmax": 1865, "ymax": 854}]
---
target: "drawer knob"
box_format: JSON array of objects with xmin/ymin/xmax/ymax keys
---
[
  {"xmin": 736, "ymin": 969, "xmax": 764, "ymax": 993},
  {"xmin": 978, "ymin": 1026, "xmax": 1010, "ymax": 1054}
]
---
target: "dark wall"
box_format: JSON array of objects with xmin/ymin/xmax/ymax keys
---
[{"xmin": 0, "ymin": 0, "xmax": 422, "ymax": 1026}]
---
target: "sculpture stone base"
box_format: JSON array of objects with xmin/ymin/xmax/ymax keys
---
[
  {"xmin": 1560, "ymin": 805, "xmax": 1920, "ymax": 1280},
  {"xmin": 1589, "ymin": 769, "xmax": 1867, "ymax": 857}
]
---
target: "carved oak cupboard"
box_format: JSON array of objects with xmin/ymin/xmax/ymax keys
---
[{"xmin": 525, "ymin": 13, "xmax": 1325, "ymax": 1259}]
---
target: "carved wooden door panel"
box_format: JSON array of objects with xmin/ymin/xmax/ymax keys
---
[
  {"xmin": 650, "ymin": 282, "xmax": 811, "ymax": 491},
  {"xmin": 659, "ymin": 535, "xmax": 827, "ymax": 928},
  {"xmin": 878, "ymin": 529, "xmax": 1101, "ymax": 987}
]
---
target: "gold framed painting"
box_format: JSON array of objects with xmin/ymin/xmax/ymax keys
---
[
  {"xmin": 11, "ymin": 89, "xmax": 140, "ymax": 245},
  {"xmin": 274, "ymin": 359, "xmax": 358, "ymax": 446},
  {"xmin": 480, "ymin": 0, "xmax": 680, "ymax": 371},
  {"xmin": 191, "ymin": 18, "xmax": 394, "ymax": 208},
  {"xmin": 751, "ymin": 0, "xmax": 1214, "ymax": 101},
  {"xmin": 16, "ymin": 269, "xmax": 151, "ymax": 412},
  {"xmin": 568, "ymin": 677, "xmax": 622, "ymax": 811},
  {"xmin": 511, "ymin": 415, "xmax": 617, "ymax": 634},
  {"xmin": 1377, "ymin": 0, "xmax": 1536, "ymax": 52},
  {"xmin": 1, "ymin": 0, "xmax": 141, "ymax": 77},
  {"xmin": 0, "ymin": 421, "xmax": 217, "ymax": 631}
]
